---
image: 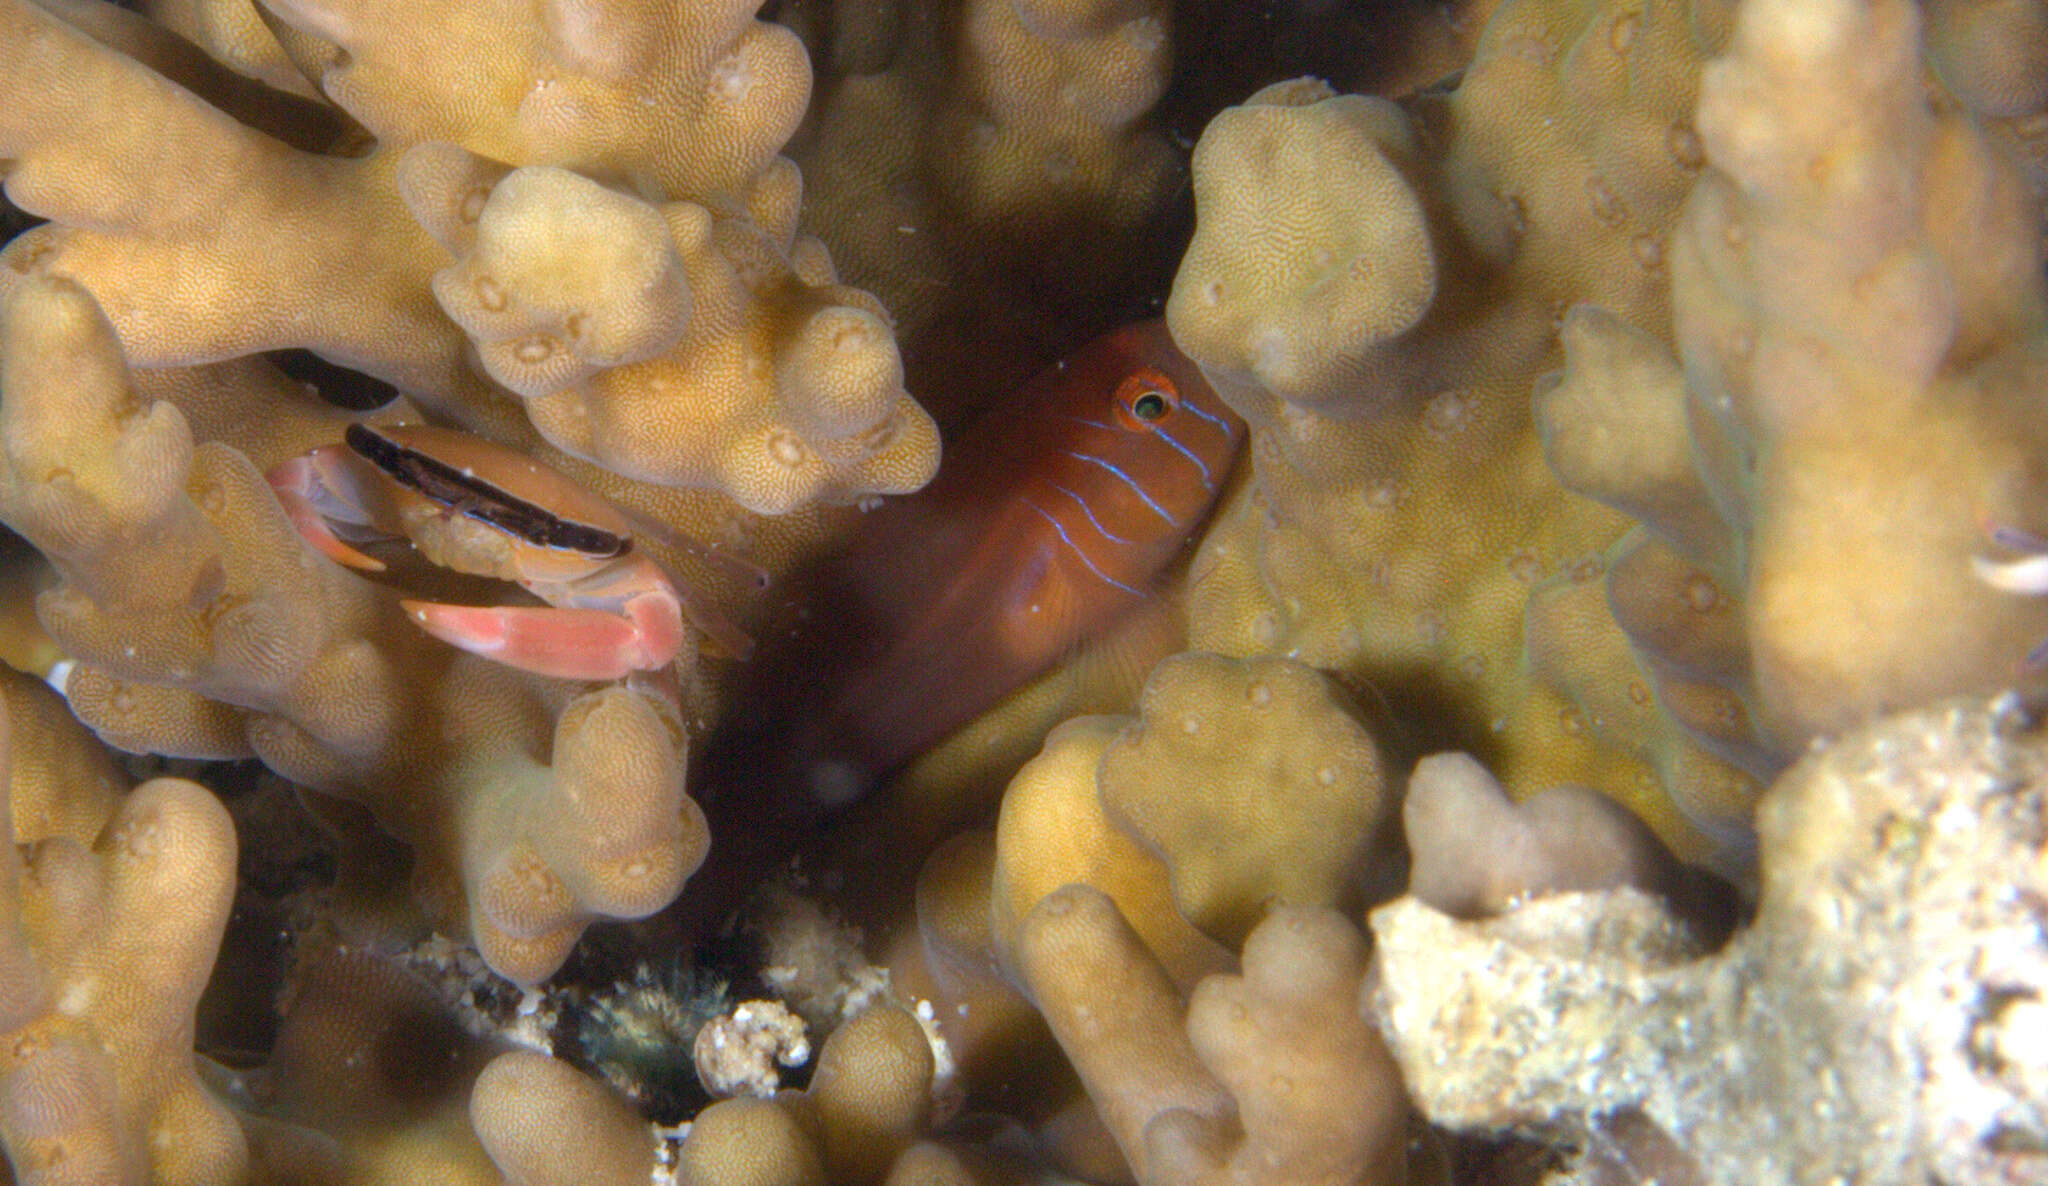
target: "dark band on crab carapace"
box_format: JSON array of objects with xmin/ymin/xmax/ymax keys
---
[{"xmin": 343, "ymin": 423, "xmax": 630, "ymax": 558}]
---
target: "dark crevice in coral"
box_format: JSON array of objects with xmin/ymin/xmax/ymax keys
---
[
  {"xmin": 1357, "ymin": 660, "xmax": 1512, "ymax": 776},
  {"xmin": 197, "ymin": 760, "xmax": 335, "ymax": 1067},
  {"xmin": 550, "ymin": 924, "xmax": 797, "ymax": 1126},
  {"xmin": 1164, "ymin": 0, "xmax": 1465, "ymax": 143},
  {"xmin": 1443, "ymin": 1128, "xmax": 1568, "ymax": 1186},
  {"xmin": 265, "ymin": 347, "xmax": 403, "ymax": 411},
  {"xmin": 0, "ymin": 194, "xmax": 41, "ymax": 248}
]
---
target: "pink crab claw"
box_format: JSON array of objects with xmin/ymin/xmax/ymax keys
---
[
  {"xmin": 401, "ymin": 591, "xmax": 684, "ymax": 681},
  {"xmin": 270, "ymin": 423, "xmax": 759, "ymax": 678},
  {"xmin": 266, "ymin": 454, "xmax": 389, "ymax": 573}
]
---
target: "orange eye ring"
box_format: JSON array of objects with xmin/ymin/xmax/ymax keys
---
[{"xmin": 1112, "ymin": 368, "xmax": 1180, "ymax": 430}]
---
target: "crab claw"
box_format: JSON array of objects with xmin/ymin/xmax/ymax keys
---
[
  {"xmin": 267, "ymin": 455, "xmax": 388, "ymax": 573},
  {"xmin": 400, "ymin": 592, "xmax": 684, "ymax": 681}
]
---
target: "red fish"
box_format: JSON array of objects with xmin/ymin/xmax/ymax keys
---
[{"xmin": 707, "ymin": 319, "xmax": 1246, "ymax": 808}]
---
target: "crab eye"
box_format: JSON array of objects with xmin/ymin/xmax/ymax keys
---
[{"xmin": 1130, "ymin": 390, "xmax": 1170, "ymax": 421}]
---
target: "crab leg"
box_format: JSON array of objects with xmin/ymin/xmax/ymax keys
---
[
  {"xmin": 400, "ymin": 592, "xmax": 684, "ymax": 681},
  {"xmin": 266, "ymin": 454, "xmax": 389, "ymax": 572}
]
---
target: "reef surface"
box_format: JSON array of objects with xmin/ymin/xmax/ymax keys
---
[{"xmin": 0, "ymin": 0, "xmax": 2045, "ymax": 1182}]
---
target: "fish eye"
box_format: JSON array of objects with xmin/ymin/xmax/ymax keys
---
[{"xmin": 1111, "ymin": 368, "xmax": 1181, "ymax": 430}]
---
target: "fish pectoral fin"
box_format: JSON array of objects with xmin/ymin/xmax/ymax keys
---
[{"xmin": 991, "ymin": 546, "xmax": 1136, "ymax": 673}]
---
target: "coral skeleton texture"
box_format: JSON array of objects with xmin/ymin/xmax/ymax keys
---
[{"xmin": 0, "ymin": 0, "xmax": 2045, "ymax": 1181}]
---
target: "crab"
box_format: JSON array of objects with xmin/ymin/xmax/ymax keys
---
[{"xmin": 267, "ymin": 422, "xmax": 755, "ymax": 681}]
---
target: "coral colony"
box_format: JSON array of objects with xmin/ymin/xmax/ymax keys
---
[{"xmin": 1, "ymin": 0, "xmax": 2046, "ymax": 1183}]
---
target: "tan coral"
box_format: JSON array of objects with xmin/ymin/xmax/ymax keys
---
[
  {"xmin": 880, "ymin": 1141, "xmax": 1036, "ymax": 1186},
  {"xmin": 0, "ymin": 0, "xmax": 914, "ymax": 990},
  {"xmin": 894, "ymin": 832, "xmax": 1098, "ymax": 1152},
  {"xmin": 0, "ymin": 276, "xmax": 379, "ymax": 767},
  {"xmin": 0, "ymin": 669, "xmax": 123, "ymax": 850},
  {"xmin": 242, "ymin": 938, "xmax": 982, "ymax": 1186},
  {"xmin": 244, "ymin": 944, "xmax": 488, "ymax": 1182},
  {"xmin": 1924, "ymin": 0, "xmax": 2048, "ymax": 120},
  {"xmin": 401, "ymin": 146, "xmax": 940, "ymax": 514},
  {"xmin": 472, "ymin": 1052, "xmax": 660, "ymax": 1186},
  {"xmin": 1530, "ymin": 309, "xmax": 1779, "ymax": 847},
  {"xmin": 1167, "ymin": 1, "xmax": 1757, "ymax": 865},
  {"xmin": 906, "ymin": 832, "xmax": 1054, "ymax": 1087},
  {"xmin": 0, "ymin": 537, "xmax": 61, "ymax": 681},
  {"xmin": 0, "ymin": 0, "xmax": 463, "ymax": 396},
  {"xmin": 1152, "ymin": 906, "xmax": 1411, "ymax": 1186},
  {"xmin": 1923, "ymin": 0, "xmax": 2048, "ymax": 237},
  {"xmin": 420, "ymin": 161, "xmax": 692, "ymax": 397},
  {"xmin": 673, "ymin": 1004, "xmax": 940, "ymax": 1185},
  {"xmin": 0, "ymin": 693, "xmax": 247, "ymax": 1185},
  {"xmin": 259, "ymin": 0, "xmax": 809, "ymax": 201},
  {"xmin": 242, "ymin": 933, "xmax": 963, "ymax": 1186},
  {"xmin": 140, "ymin": 0, "xmax": 324, "ymax": 98},
  {"xmin": 791, "ymin": 0, "xmax": 1182, "ymax": 416},
  {"xmin": 0, "ymin": 0, "xmax": 1962, "ymax": 1179},
  {"xmin": 1679, "ymin": 0, "xmax": 2048, "ymax": 743},
  {"xmin": 988, "ymin": 716, "xmax": 1232, "ymax": 990},
  {"xmin": 1166, "ymin": 79, "xmax": 1439, "ymax": 413},
  {"xmin": 1097, "ymin": 653, "xmax": 1391, "ymax": 946},
  {"xmin": 457, "ymin": 683, "xmax": 707, "ymax": 983},
  {"xmin": 2, "ymin": 0, "xmax": 937, "ymax": 521},
  {"xmin": 800, "ymin": 1004, "xmax": 937, "ymax": 1183},
  {"xmin": 975, "ymin": 658, "xmax": 1409, "ymax": 1180},
  {"xmin": 674, "ymin": 1096, "xmax": 826, "ymax": 1186},
  {"xmin": 1539, "ymin": 0, "xmax": 2048, "ymax": 768},
  {"xmin": 1012, "ymin": 884, "xmax": 1233, "ymax": 1184},
  {"xmin": 1015, "ymin": 887, "xmax": 1412, "ymax": 1186},
  {"xmin": 33, "ymin": 0, "xmax": 341, "ymax": 144},
  {"xmin": 244, "ymin": 940, "xmax": 946, "ymax": 1185},
  {"xmin": 990, "ymin": 652, "xmax": 1394, "ymax": 971},
  {"xmin": 936, "ymin": 0, "xmax": 1179, "ymax": 253},
  {"xmin": 1403, "ymin": 750, "xmax": 1695, "ymax": 918}
]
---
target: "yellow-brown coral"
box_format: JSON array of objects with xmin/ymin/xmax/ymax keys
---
[
  {"xmin": 402, "ymin": 148, "xmax": 940, "ymax": 513},
  {"xmin": 1168, "ymin": 3, "xmax": 1762, "ymax": 866},
  {"xmin": 260, "ymin": 0, "xmax": 810, "ymax": 200},
  {"xmin": 1014, "ymin": 887, "xmax": 1411, "ymax": 1186},
  {"xmin": 1537, "ymin": 0, "xmax": 2048, "ymax": 787},
  {"xmin": 1097, "ymin": 652, "xmax": 1389, "ymax": 946},
  {"xmin": 0, "ymin": 692, "xmax": 245, "ymax": 1185}
]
